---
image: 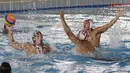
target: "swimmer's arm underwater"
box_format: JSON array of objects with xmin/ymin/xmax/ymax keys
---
[
  {"xmin": 95, "ymin": 8, "xmax": 124, "ymax": 34},
  {"xmin": 60, "ymin": 10, "xmax": 80, "ymax": 45}
]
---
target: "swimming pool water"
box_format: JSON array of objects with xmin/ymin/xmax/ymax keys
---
[{"xmin": 0, "ymin": 7, "xmax": 130, "ymax": 73}]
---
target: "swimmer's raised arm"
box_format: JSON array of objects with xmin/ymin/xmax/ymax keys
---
[
  {"xmin": 6, "ymin": 25, "xmax": 14, "ymax": 42},
  {"xmin": 95, "ymin": 8, "xmax": 124, "ymax": 34},
  {"xmin": 60, "ymin": 10, "xmax": 80, "ymax": 45},
  {"xmin": 5, "ymin": 25, "xmax": 31, "ymax": 51}
]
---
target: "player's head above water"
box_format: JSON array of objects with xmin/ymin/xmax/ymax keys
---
[
  {"xmin": 32, "ymin": 30, "xmax": 43, "ymax": 46},
  {"xmin": 83, "ymin": 19, "xmax": 94, "ymax": 31}
]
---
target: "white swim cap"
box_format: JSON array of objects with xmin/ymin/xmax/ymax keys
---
[{"xmin": 84, "ymin": 19, "xmax": 94, "ymax": 30}]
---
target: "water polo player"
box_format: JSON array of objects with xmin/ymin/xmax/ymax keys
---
[
  {"xmin": 5, "ymin": 14, "xmax": 55, "ymax": 54},
  {"xmin": 60, "ymin": 8, "xmax": 124, "ymax": 56}
]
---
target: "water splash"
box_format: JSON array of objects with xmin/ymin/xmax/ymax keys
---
[
  {"xmin": 108, "ymin": 21, "xmax": 124, "ymax": 48},
  {"xmin": 26, "ymin": 1, "xmax": 37, "ymax": 21}
]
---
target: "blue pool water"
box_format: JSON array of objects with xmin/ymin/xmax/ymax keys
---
[{"xmin": 0, "ymin": 7, "xmax": 130, "ymax": 73}]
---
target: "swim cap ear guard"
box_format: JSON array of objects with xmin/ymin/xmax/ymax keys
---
[
  {"xmin": 32, "ymin": 30, "xmax": 43, "ymax": 46},
  {"xmin": 32, "ymin": 30, "xmax": 42, "ymax": 40},
  {"xmin": 84, "ymin": 19, "xmax": 94, "ymax": 30}
]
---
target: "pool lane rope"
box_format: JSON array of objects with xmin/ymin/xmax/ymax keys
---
[{"xmin": 0, "ymin": 3, "xmax": 130, "ymax": 13}]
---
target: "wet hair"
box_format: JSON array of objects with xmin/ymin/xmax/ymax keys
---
[{"xmin": 0, "ymin": 62, "xmax": 11, "ymax": 73}]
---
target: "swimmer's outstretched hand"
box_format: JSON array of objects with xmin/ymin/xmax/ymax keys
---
[
  {"xmin": 117, "ymin": 8, "xmax": 124, "ymax": 17},
  {"xmin": 60, "ymin": 10, "xmax": 65, "ymax": 20}
]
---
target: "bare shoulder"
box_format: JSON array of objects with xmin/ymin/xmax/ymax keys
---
[
  {"xmin": 93, "ymin": 26, "xmax": 101, "ymax": 31},
  {"xmin": 92, "ymin": 26, "xmax": 102, "ymax": 34},
  {"xmin": 22, "ymin": 43, "xmax": 37, "ymax": 54}
]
